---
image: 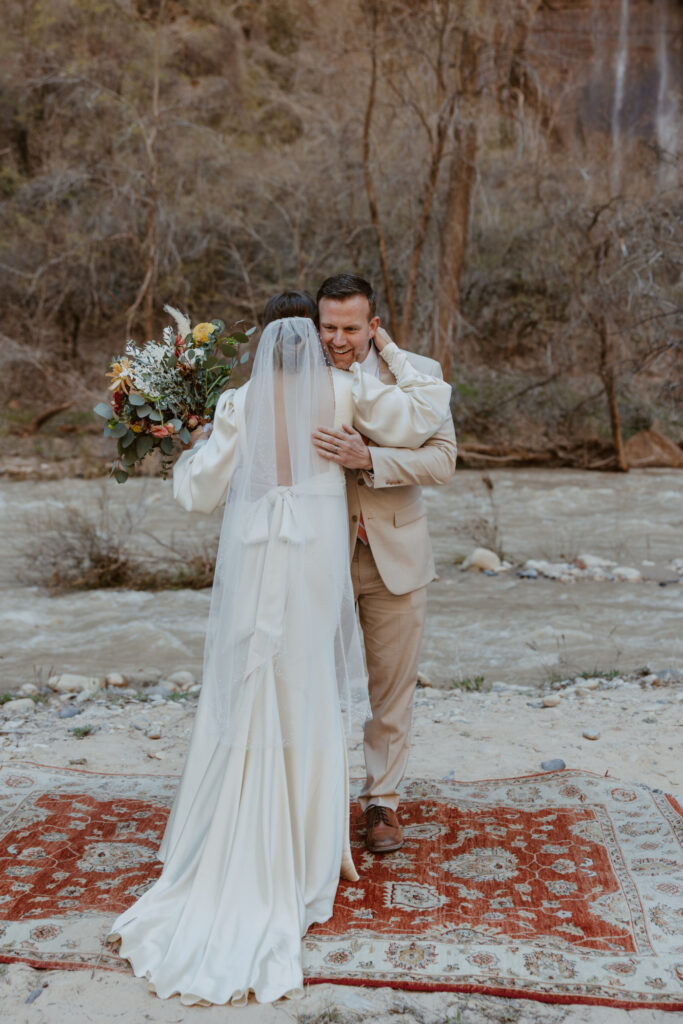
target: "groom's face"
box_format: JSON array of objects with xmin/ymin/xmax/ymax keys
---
[{"xmin": 318, "ymin": 296, "xmax": 380, "ymax": 371}]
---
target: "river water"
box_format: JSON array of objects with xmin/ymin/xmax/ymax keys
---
[{"xmin": 0, "ymin": 468, "xmax": 681, "ymax": 691}]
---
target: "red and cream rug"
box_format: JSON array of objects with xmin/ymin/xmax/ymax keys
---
[{"xmin": 1, "ymin": 762, "xmax": 682, "ymax": 1009}]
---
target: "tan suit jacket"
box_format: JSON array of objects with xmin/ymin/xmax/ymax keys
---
[{"xmin": 346, "ymin": 350, "xmax": 457, "ymax": 596}]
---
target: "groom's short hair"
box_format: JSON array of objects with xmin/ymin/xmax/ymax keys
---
[
  {"xmin": 262, "ymin": 291, "xmax": 317, "ymax": 326},
  {"xmin": 317, "ymin": 274, "xmax": 376, "ymax": 319}
]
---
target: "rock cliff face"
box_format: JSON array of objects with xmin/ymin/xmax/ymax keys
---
[{"xmin": 526, "ymin": 0, "xmax": 682, "ymax": 152}]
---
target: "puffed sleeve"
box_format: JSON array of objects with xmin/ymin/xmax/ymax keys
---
[
  {"xmin": 172, "ymin": 389, "xmax": 241, "ymax": 514},
  {"xmin": 351, "ymin": 341, "xmax": 451, "ymax": 447}
]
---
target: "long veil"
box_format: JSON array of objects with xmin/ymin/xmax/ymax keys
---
[{"xmin": 200, "ymin": 316, "xmax": 368, "ymax": 749}]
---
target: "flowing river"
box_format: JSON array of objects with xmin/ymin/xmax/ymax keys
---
[{"xmin": 1, "ymin": 468, "xmax": 681, "ymax": 692}]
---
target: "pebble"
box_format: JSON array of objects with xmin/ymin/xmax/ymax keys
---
[
  {"xmin": 417, "ymin": 672, "xmax": 433, "ymax": 688},
  {"xmin": 462, "ymin": 547, "xmax": 501, "ymax": 572},
  {"xmin": 1, "ymin": 720, "xmax": 25, "ymax": 733},
  {"xmin": 542, "ymin": 694, "xmax": 562, "ymax": 707},
  {"xmin": 19, "ymin": 683, "xmax": 39, "ymax": 696},
  {"xmin": 58, "ymin": 706, "xmax": 83, "ymax": 719},
  {"xmin": 2, "ymin": 698, "xmax": 36, "ymax": 715},
  {"xmin": 166, "ymin": 670, "xmax": 195, "ymax": 688},
  {"xmin": 148, "ymin": 682, "xmax": 180, "ymax": 698},
  {"xmin": 541, "ymin": 758, "xmax": 566, "ymax": 771},
  {"xmin": 145, "ymin": 726, "xmax": 163, "ymax": 740},
  {"xmin": 517, "ymin": 568, "xmax": 538, "ymax": 579},
  {"xmin": 612, "ymin": 566, "xmax": 642, "ymax": 582},
  {"xmin": 125, "ymin": 668, "xmax": 163, "ymax": 687},
  {"xmin": 579, "ymin": 677, "xmax": 602, "ymax": 690},
  {"xmin": 105, "ymin": 672, "xmax": 128, "ymax": 688},
  {"xmin": 582, "ymin": 729, "xmax": 600, "ymax": 741},
  {"xmin": 574, "ymin": 553, "xmax": 614, "ymax": 569},
  {"xmin": 654, "ymin": 668, "xmax": 682, "ymax": 684}
]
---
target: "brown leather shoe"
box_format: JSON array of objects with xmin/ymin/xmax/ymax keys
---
[{"xmin": 363, "ymin": 805, "xmax": 404, "ymax": 853}]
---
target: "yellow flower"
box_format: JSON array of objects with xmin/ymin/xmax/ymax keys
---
[
  {"xmin": 106, "ymin": 358, "xmax": 134, "ymax": 393},
  {"xmin": 130, "ymin": 422, "xmax": 143, "ymax": 433},
  {"xmin": 192, "ymin": 322, "xmax": 217, "ymax": 345}
]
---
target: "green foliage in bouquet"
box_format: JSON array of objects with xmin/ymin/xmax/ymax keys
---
[{"xmin": 94, "ymin": 306, "xmax": 254, "ymax": 482}]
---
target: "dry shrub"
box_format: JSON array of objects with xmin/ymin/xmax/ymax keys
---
[{"xmin": 19, "ymin": 494, "xmax": 217, "ymax": 592}]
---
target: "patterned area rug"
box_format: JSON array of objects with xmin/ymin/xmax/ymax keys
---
[{"xmin": 1, "ymin": 762, "xmax": 682, "ymax": 1009}]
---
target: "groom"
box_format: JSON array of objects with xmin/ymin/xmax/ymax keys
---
[{"xmin": 313, "ymin": 274, "xmax": 457, "ymax": 853}]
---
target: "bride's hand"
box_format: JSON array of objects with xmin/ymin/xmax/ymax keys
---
[
  {"xmin": 180, "ymin": 424, "xmax": 210, "ymax": 451},
  {"xmin": 373, "ymin": 326, "xmax": 394, "ymax": 353}
]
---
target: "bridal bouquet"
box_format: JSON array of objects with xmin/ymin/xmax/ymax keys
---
[{"xmin": 94, "ymin": 306, "xmax": 254, "ymax": 482}]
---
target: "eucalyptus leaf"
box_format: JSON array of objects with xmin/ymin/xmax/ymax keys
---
[
  {"xmin": 121, "ymin": 429, "xmax": 137, "ymax": 448},
  {"xmin": 122, "ymin": 448, "xmax": 138, "ymax": 466},
  {"xmin": 114, "ymin": 469, "xmax": 129, "ymax": 484},
  {"xmin": 178, "ymin": 427, "xmax": 191, "ymax": 443},
  {"xmin": 128, "ymin": 392, "xmax": 146, "ymax": 406},
  {"xmin": 220, "ymin": 343, "xmax": 237, "ymax": 357},
  {"xmin": 107, "ymin": 421, "xmax": 128, "ymax": 438},
  {"xmin": 93, "ymin": 402, "xmax": 113, "ymax": 419},
  {"xmin": 246, "ymin": 326, "xmax": 256, "ymax": 336},
  {"xmin": 168, "ymin": 418, "xmax": 183, "ymax": 433},
  {"xmin": 136, "ymin": 433, "xmax": 154, "ymax": 458},
  {"xmin": 232, "ymin": 331, "xmax": 249, "ymax": 345},
  {"xmin": 160, "ymin": 436, "xmax": 174, "ymax": 456},
  {"xmin": 211, "ymin": 318, "xmax": 225, "ymax": 332},
  {"xmin": 136, "ymin": 405, "xmax": 152, "ymax": 417},
  {"xmin": 148, "ymin": 409, "xmax": 162, "ymax": 422},
  {"xmin": 240, "ymin": 352, "xmax": 250, "ymax": 364}
]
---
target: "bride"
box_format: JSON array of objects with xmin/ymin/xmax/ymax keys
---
[{"xmin": 107, "ymin": 315, "xmax": 450, "ymax": 1006}]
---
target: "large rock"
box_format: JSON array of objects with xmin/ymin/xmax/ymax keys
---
[
  {"xmin": 48, "ymin": 673, "xmax": 101, "ymax": 694},
  {"xmin": 166, "ymin": 670, "xmax": 196, "ymax": 689},
  {"xmin": 2, "ymin": 698, "xmax": 36, "ymax": 715},
  {"xmin": 462, "ymin": 547, "xmax": 501, "ymax": 572},
  {"xmin": 624, "ymin": 429, "xmax": 683, "ymax": 469}
]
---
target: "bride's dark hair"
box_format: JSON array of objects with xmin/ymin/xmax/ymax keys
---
[{"xmin": 262, "ymin": 291, "xmax": 317, "ymax": 326}]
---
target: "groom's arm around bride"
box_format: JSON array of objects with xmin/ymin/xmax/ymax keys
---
[{"xmin": 313, "ymin": 274, "xmax": 457, "ymax": 855}]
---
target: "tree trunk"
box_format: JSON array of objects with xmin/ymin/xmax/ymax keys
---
[
  {"xmin": 126, "ymin": 1, "xmax": 163, "ymax": 341},
  {"xmin": 362, "ymin": 9, "xmax": 398, "ymax": 337},
  {"xmin": 598, "ymin": 316, "xmax": 629, "ymax": 471},
  {"xmin": 433, "ymin": 121, "xmax": 477, "ymax": 381},
  {"xmin": 399, "ymin": 97, "xmax": 455, "ymax": 345}
]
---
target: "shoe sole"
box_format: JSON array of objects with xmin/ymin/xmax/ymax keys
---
[{"xmin": 365, "ymin": 838, "xmax": 404, "ymax": 854}]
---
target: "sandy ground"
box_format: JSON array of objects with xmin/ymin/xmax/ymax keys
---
[{"xmin": 1, "ymin": 673, "xmax": 681, "ymax": 1024}]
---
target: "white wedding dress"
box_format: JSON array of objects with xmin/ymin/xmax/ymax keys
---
[{"xmin": 107, "ymin": 321, "xmax": 450, "ymax": 1005}]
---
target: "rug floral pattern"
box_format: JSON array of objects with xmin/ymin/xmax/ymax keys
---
[{"xmin": 1, "ymin": 763, "xmax": 682, "ymax": 1008}]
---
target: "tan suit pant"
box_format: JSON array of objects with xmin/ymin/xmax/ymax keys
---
[{"xmin": 350, "ymin": 541, "xmax": 427, "ymax": 812}]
